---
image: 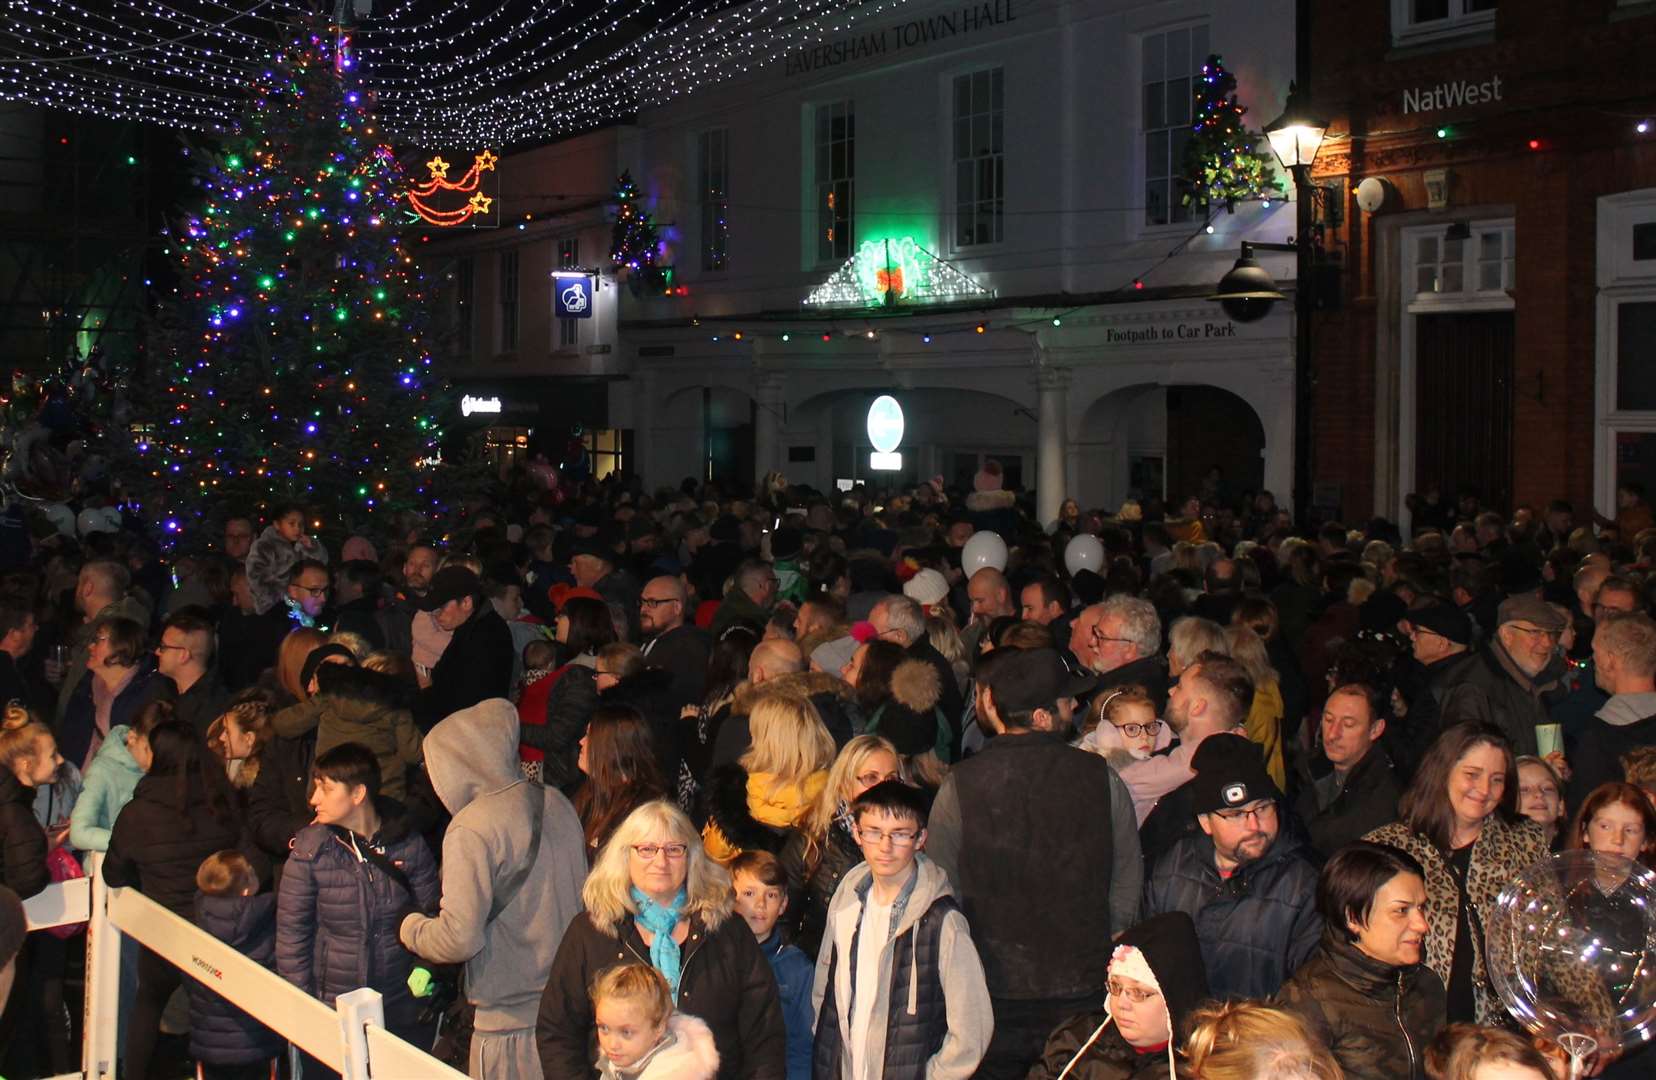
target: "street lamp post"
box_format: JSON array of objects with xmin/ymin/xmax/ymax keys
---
[{"xmin": 1262, "ymin": 82, "xmax": 1328, "ymax": 526}]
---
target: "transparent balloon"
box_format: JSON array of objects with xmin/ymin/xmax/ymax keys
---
[{"xmin": 1485, "ymin": 850, "xmax": 1656, "ymax": 1079}]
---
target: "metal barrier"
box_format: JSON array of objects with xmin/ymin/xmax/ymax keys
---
[{"xmin": 21, "ymin": 856, "xmax": 467, "ymax": 1080}]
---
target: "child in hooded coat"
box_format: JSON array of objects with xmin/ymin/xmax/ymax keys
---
[
  {"xmin": 1026, "ymin": 911, "xmax": 1210, "ymax": 1080},
  {"xmin": 591, "ymin": 962, "xmax": 719, "ymax": 1080}
]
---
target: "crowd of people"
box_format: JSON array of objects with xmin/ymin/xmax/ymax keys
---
[{"xmin": 0, "ymin": 464, "xmax": 1653, "ymax": 1080}]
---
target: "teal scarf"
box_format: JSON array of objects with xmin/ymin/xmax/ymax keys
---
[{"xmin": 630, "ymin": 886, "xmax": 688, "ymax": 1001}]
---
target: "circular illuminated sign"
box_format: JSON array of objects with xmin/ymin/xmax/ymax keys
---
[{"xmin": 867, "ymin": 395, "xmax": 904, "ymax": 453}]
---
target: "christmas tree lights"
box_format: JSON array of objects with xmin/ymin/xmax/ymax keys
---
[
  {"xmin": 1181, "ymin": 53, "xmax": 1281, "ymax": 212},
  {"xmin": 609, "ymin": 171, "xmax": 664, "ymax": 291},
  {"xmin": 126, "ymin": 22, "xmax": 460, "ymax": 537}
]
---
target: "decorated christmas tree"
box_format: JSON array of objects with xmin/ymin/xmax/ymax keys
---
[
  {"xmin": 609, "ymin": 170, "xmax": 662, "ymax": 290},
  {"xmin": 1182, "ymin": 53, "xmax": 1281, "ymax": 212},
  {"xmin": 129, "ymin": 23, "xmax": 458, "ymax": 540}
]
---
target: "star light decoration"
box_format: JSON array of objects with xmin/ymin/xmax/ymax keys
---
[
  {"xmin": 0, "ymin": 0, "xmax": 924, "ymax": 146},
  {"xmin": 403, "ymin": 149, "xmax": 499, "ymax": 227}
]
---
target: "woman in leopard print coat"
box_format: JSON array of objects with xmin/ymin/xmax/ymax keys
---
[{"xmin": 1364, "ymin": 721, "xmax": 1547, "ymax": 1025}]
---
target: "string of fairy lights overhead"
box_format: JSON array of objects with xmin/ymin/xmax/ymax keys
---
[{"xmin": 0, "ymin": 0, "xmax": 931, "ymax": 146}]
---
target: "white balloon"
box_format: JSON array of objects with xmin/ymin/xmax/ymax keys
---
[
  {"xmin": 961, "ymin": 530, "xmax": 1008, "ymax": 575},
  {"xmin": 1064, "ymin": 533, "xmax": 1105, "ymax": 576},
  {"xmin": 40, "ymin": 502, "xmax": 75, "ymax": 539},
  {"xmin": 76, "ymin": 506, "xmax": 121, "ymax": 538}
]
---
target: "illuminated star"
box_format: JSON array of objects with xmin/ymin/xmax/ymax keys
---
[
  {"xmin": 425, "ymin": 155, "xmax": 451, "ymax": 180},
  {"xmin": 475, "ymin": 149, "xmax": 498, "ymax": 172},
  {"xmin": 468, "ymin": 192, "xmax": 493, "ymax": 214}
]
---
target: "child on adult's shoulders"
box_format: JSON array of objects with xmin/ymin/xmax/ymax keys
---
[
  {"xmin": 591, "ymin": 962, "xmax": 719, "ymax": 1080},
  {"xmin": 729, "ymin": 849, "xmax": 812, "ymax": 1080}
]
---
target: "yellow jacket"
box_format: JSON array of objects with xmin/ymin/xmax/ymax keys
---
[
  {"xmin": 1245, "ymin": 680, "xmax": 1287, "ymax": 790},
  {"xmin": 702, "ymin": 769, "xmax": 828, "ymax": 864}
]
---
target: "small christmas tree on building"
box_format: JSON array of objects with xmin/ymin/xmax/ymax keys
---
[
  {"xmin": 609, "ymin": 171, "xmax": 663, "ymax": 292},
  {"xmin": 132, "ymin": 23, "xmax": 458, "ymax": 539},
  {"xmin": 1182, "ymin": 53, "xmax": 1281, "ymax": 212}
]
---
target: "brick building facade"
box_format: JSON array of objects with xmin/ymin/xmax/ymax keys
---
[{"xmin": 1308, "ymin": 0, "xmax": 1656, "ymax": 530}]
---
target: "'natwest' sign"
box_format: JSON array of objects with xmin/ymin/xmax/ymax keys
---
[{"xmin": 1402, "ymin": 75, "xmax": 1503, "ymax": 115}]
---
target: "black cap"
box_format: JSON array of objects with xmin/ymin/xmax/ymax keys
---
[
  {"xmin": 1190, "ymin": 733, "xmax": 1280, "ymax": 815},
  {"xmin": 417, "ymin": 566, "xmax": 483, "ymax": 611},
  {"xmin": 986, "ymin": 647, "xmax": 1098, "ymax": 713},
  {"xmin": 770, "ymin": 526, "xmax": 803, "ymax": 561},
  {"xmin": 569, "ymin": 533, "xmax": 617, "ymax": 562},
  {"xmin": 1406, "ymin": 603, "xmax": 1472, "ymax": 646}
]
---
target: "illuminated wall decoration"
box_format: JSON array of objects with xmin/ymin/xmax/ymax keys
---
[
  {"xmin": 403, "ymin": 149, "xmax": 498, "ymax": 227},
  {"xmin": 804, "ymin": 236, "xmax": 992, "ymax": 308}
]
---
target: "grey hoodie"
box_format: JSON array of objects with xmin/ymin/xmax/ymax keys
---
[
  {"xmin": 1596, "ymin": 691, "xmax": 1656, "ymax": 726},
  {"xmin": 399, "ymin": 698, "xmax": 587, "ymax": 1032},
  {"xmin": 811, "ymin": 856, "xmax": 993, "ymax": 1080}
]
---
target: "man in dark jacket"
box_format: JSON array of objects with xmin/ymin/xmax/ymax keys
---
[
  {"xmin": 1437, "ymin": 595, "xmax": 1566, "ymax": 759},
  {"xmin": 1142, "ymin": 734, "xmax": 1322, "ymax": 1000},
  {"xmin": 1084, "ymin": 594, "xmax": 1170, "ymax": 713},
  {"xmin": 330, "ymin": 560, "xmax": 387, "ymax": 650},
  {"xmin": 1567, "ymin": 612, "xmax": 1656, "ymax": 811},
  {"xmin": 378, "ymin": 543, "xmax": 439, "ymax": 658},
  {"xmin": 0, "ymin": 598, "xmax": 44, "ymax": 716},
  {"xmin": 927, "ymin": 648, "xmax": 1141, "ymax": 1080},
  {"xmin": 1391, "ymin": 603, "xmax": 1476, "ymax": 779},
  {"xmin": 710, "ymin": 559, "xmax": 777, "ymax": 640},
  {"xmin": 639, "ymin": 574, "xmax": 710, "ymax": 710},
  {"xmin": 570, "ymin": 535, "xmax": 641, "ymax": 641},
  {"xmin": 1292, "ymin": 682, "xmax": 1402, "ymax": 862},
  {"xmin": 156, "ymin": 610, "xmax": 227, "ymax": 737},
  {"xmin": 413, "ymin": 566, "xmax": 514, "ymax": 731}
]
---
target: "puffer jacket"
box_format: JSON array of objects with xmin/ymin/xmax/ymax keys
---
[
  {"xmin": 1141, "ymin": 827, "xmax": 1323, "ymax": 1000},
  {"xmin": 701, "ymin": 763, "xmax": 825, "ymax": 865},
  {"xmin": 69, "ymin": 722, "xmax": 144, "ymax": 854},
  {"xmin": 0, "ymin": 768, "xmax": 48, "ymax": 898},
  {"xmin": 602, "ymin": 666, "xmax": 684, "ymax": 788},
  {"xmin": 271, "ymin": 666, "xmax": 422, "ymax": 801},
  {"xmin": 520, "ymin": 662, "xmax": 598, "ymax": 791},
  {"xmin": 276, "ymin": 799, "xmax": 438, "ymax": 1034},
  {"xmin": 103, "ymin": 770, "xmax": 243, "ymax": 916},
  {"xmin": 190, "ymin": 892, "xmax": 286, "ymax": 1065},
  {"xmin": 812, "ymin": 857, "xmax": 993, "ymax": 1080},
  {"xmin": 778, "ymin": 815, "xmax": 860, "ymax": 960},
  {"xmin": 1277, "ymin": 929, "xmax": 1446, "ymax": 1080},
  {"xmin": 245, "ymin": 525, "xmax": 327, "ymax": 616},
  {"xmin": 1364, "ymin": 814, "xmax": 1547, "ymax": 1024},
  {"xmin": 537, "ymin": 907, "xmax": 787, "ymax": 1080}
]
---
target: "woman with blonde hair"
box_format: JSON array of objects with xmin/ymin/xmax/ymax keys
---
[
  {"xmin": 701, "ymin": 693, "xmax": 833, "ymax": 864},
  {"xmin": 1225, "ymin": 623, "xmax": 1285, "ymax": 788},
  {"xmin": 779, "ymin": 734, "xmax": 900, "ymax": 957},
  {"xmin": 275, "ymin": 627, "xmax": 328, "ymax": 704},
  {"xmin": 1184, "ymin": 1001, "xmax": 1343, "ymax": 1080},
  {"xmin": 537, "ymin": 800, "xmax": 785, "ymax": 1079}
]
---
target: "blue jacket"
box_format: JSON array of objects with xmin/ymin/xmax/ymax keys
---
[
  {"xmin": 190, "ymin": 892, "xmax": 286, "ymax": 1065},
  {"xmin": 275, "ymin": 802, "xmax": 438, "ymax": 1036},
  {"xmin": 69, "ymin": 723, "xmax": 143, "ymax": 854},
  {"xmin": 761, "ymin": 931, "xmax": 813, "ymax": 1080}
]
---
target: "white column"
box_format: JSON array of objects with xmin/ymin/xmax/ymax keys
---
[
  {"xmin": 1036, "ymin": 365, "xmax": 1070, "ymax": 526},
  {"xmin": 754, "ymin": 373, "xmax": 786, "ymax": 486}
]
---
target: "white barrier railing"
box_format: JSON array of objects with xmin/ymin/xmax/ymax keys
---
[{"xmin": 22, "ymin": 857, "xmax": 467, "ymax": 1080}]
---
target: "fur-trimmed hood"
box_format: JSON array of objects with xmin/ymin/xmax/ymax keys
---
[
  {"xmin": 597, "ymin": 1012, "xmax": 720, "ymax": 1080},
  {"xmin": 965, "ymin": 488, "xmax": 1016, "ymax": 513},
  {"xmin": 889, "ymin": 658, "xmax": 941, "ymax": 713},
  {"xmin": 729, "ymin": 669, "xmax": 854, "ymax": 716},
  {"xmin": 700, "ymin": 762, "xmax": 826, "ymax": 862}
]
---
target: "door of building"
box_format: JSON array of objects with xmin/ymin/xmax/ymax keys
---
[{"xmin": 1414, "ymin": 310, "xmax": 1516, "ymax": 512}]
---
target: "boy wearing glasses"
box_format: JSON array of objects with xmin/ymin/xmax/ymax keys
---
[
  {"xmin": 812, "ymin": 780, "xmax": 991, "ymax": 1080},
  {"xmin": 1141, "ymin": 733, "xmax": 1321, "ymax": 1000}
]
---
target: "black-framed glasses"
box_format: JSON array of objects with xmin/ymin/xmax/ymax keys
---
[
  {"xmin": 640, "ymin": 597, "xmax": 680, "ymax": 608},
  {"xmin": 294, "ymin": 584, "xmax": 329, "ymax": 598},
  {"xmin": 1111, "ymin": 720, "xmax": 1162, "ymax": 738},
  {"xmin": 1211, "ymin": 801, "xmax": 1277, "ymax": 824}
]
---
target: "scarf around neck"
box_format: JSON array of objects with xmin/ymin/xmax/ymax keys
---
[{"xmin": 631, "ymin": 886, "xmax": 688, "ymax": 1001}]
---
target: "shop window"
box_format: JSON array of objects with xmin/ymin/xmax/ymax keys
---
[
  {"xmin": 1391, "ymin": 0, "xmax": 1496, "ymax": 47},
  {"xmin": 699, "ymin": 129, "xmax": 729, "ymax": 272},
  {"xmin": 498, "ymin": 249, "xmax": 519, "ymax": 353},
  {"xmin": 556, "ymin": 237, "xmax": 580, "ymax": 350},
  {"xmin": 953, "ymin": 67, "xmax": 1004, "ymax": 247},
  {"xmin": 454, "ymin": 256, "xmax": 474, "ymax": 357},
  {"xmin": 1409, "ymin": 222, "xmax": 1513, "ymax": 303},
  {"xmin": 815, "ymin": 100, "xmax": 855, "ymax": 263},
  {"xmin": 585, "ymin": 428, "xmax": 625, "ymax": 481},
  {"xmin": 1142, "ymin": 24, "xmax": 1208, "ymax": 228},
  {"xmin": 483, "ymin": 427, "xmax": 532, "ymax": 476}
]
